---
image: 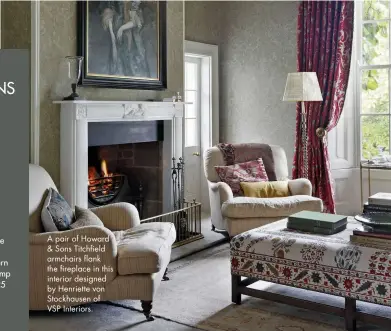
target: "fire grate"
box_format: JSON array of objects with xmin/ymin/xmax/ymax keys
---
[
  {"xmin": 141, "ymin": 200, "xmax": 203, "ymax": 248},
  {"xmin": 88, "ymin": 174, "xmax": 125, "ymax": 205}
]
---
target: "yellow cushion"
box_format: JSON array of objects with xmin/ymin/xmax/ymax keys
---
[{"xmin": 240, "ymin": 181, "xmax": 290, "ymax": 198}]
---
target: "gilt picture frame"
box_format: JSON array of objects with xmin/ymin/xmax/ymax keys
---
[{"xmin": 77, "ymin": 0, "xmax": 167, "ymax": 90}]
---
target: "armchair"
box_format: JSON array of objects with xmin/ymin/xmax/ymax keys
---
[
  {"xmin": 204, "ymin": 144, "xmax": 323, "ymax": 237},
  {"xmin": 29, "ymin": 164, "xmax": 175, "ymax": 320}
]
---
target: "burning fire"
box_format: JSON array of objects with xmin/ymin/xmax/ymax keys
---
[
  {"xmin": 88, "ymin": 159, "xmax": 120, "ymax": 199},
  {"xmin": 88, "ymin": 159, "xmax": 113, "ymax": 183},
  {"xmin": 101, "ymin": 159, "xmax": 109, "ymax": 177}
]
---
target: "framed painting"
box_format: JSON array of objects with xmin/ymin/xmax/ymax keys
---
[{"xmin": 77, "ymin": 0, "xmax": 167, "ymax": 90}]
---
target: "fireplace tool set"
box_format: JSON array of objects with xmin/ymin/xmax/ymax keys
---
[
  {"xmin": 140, "ymin": 156, "xmax": 203, "ymax": 247},
  {"xmin": 172, "ymin": 157, "xmax": 185, "ymax": 210}
]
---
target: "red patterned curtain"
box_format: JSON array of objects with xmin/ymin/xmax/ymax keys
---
[{"xmin": 292, "ymin": 1, "xmax": 354, "ymax": 213}]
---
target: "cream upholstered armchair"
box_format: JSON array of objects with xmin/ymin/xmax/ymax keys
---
[
  {"xmin": 204, "ymin": 144, "xmax": 323, "ymax": 237},
  {"xmin": 29, "ymin": 164, "xmax": 175, "ymax": 320}
]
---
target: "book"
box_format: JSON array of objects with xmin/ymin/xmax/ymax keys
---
[
  {"xmin": 350, "ymin": 235, "xmax": 391, "ymax": 249},
  {"xmin": 288, "ymin": 211, "xmax": 347, "ymax": 230},
  {"xmin": 363, "ymin": 202, "xmax": 391, "ymax": 212},
  {"xmin": 354, "ymin": 212, "xmax": 391, "ymax": 231},
  {"xmin": 368, "ymin": 192, "xmax": 391, "ymax": 207},
  {"xmin": 287, "ymin": 222, "xmax": 347, "ymax": 235},
  {"xmin": 353, "ymin": 230, "xmax": 391, "ymax": 240}
]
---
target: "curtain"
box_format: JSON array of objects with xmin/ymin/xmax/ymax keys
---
[{"xmin": 293, "ymin": 1, "xmax": 354, "ymax": 213}]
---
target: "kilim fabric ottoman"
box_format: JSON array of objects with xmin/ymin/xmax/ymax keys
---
[{"xmin": 230, "ymin": 218, "xmax": 391, "ymax": 331}]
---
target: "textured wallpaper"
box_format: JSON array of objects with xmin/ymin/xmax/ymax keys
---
[
  {"xmin": 39, "ymin": 1, "xmax": 184, "ymax": 187},
  {"xmin": 1, "ymin": 1, "xmax": 31, "ymax": 49},
  {"xmin": 185, "ymin": 1, "xmax": 221, "ymax": 45},
  {"xmin": 185, "ymin": 1, "xmax": 298, "ymax": 170}
]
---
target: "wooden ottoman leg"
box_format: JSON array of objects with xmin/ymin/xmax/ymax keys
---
[
  {"xmin": 231, "ymin": 274, "xmax": 241, "ymax": 305},
  {"xmin": 141, "ymin": 300, "xmax": 154, "ymax": 321},
  {"xmin": 345, "ymin": 298, "xmax": 356, "ymax": 331}
]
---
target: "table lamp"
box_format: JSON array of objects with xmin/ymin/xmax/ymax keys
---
[{"xmin": 283, "ymin": 72, "xmax": 323, "ymax": 176}]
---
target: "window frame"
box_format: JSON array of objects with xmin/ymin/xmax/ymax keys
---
[
  {"xmin": 356, "ymin": 1, "xmax": 391, "ymax": 161},
  {"xmin": 184, "ymin": 55, "xmax": 202, "ymax": 148}
]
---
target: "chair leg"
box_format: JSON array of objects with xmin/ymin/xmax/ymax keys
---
[
  {"xmin": 141, "ymin": 300, "xmax": 154, "ymax": 321},
  {"xmin": 232, "ymin": 274, "xmax": 241, "ymax": 305},
  {"xmin": 162, "ymin": 268, "xmax": 169, "ymax": 281}
]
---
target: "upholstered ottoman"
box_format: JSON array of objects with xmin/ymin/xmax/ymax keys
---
[{"xmin": 230, "ymin": 218, "xmax": 391, "ymax": 331}]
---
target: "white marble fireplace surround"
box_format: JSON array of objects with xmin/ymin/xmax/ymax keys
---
[{"xmin": 54, "ymin": 100, "xmax": 185, "ymax": 213}]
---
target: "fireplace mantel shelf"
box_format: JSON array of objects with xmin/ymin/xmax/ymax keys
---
[
  {"xmin": 53, "ymin": 100, "xmax": 190, "ymax": 105},
  {"xmin": 54, "ymin": 100, "xmax": 185, "ymax": 122}
]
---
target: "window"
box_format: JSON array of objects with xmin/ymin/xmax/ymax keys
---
[
  {"xmin": 184, "ymin": 56, "xmax": 201, "ymax": 147},
  {"xmin": 358, "ymin": 0, "xmax": 391, "ymax": 159}
]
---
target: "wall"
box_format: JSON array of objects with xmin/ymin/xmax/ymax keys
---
[
  {"xmin": 39, "ymin": 1, "xmax": 184, "ymax": 187},
  {"xmin": 185, "ymin": 1, "xmax": 298, "ymax": 169},
  {"xmin": 185, "ymin": 1, "xmax": 221, "ymax": 45},
  {"xmin": 1, "ymin": 1, "xmax": 31, "ymax": 49}
]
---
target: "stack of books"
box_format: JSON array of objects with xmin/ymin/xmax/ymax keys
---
[
  {"xmin": 364, "ymin": 192, "xmax": 391, "ymax": 214},
  {"xmin": 350, "ymin": 230, "xmax": 391, "ymax": 249},
  {"xmin": 351, "ymin": 192, "xmax": 391, "ymax": 248},
  {"xmin": 287, "ymin": 211, "xmax": 347, "ymax": 235}
]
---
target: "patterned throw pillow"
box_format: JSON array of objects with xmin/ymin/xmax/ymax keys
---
[
  {"xmin": 214, "ymin": 158, "xmax": 269, "ymax": 196},
  {"xmin": 41, "ymin": 188, "xmax": 74, "ymax": 232},
  {"xmin": 70, "ymin": 206, "xmax": 104, "ymax": 229}
]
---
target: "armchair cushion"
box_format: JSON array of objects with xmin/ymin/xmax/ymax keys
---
[
  {"xmin": 214, "ymin": 158, "xmax": 269, "ymax": 196},
  {"xmin": 240, "ymin": 181, "xmax": 290, "ymax": 198},
  {"xmin": 70, "ymin": 206, "xmax": 104, "ymax": 229},
  {"xmin": 41, "ymin": 188, "xmax": 74, "ymax": 232},
  {"xmin": 222, "ymin": 195, "xmax": 323, "ymax": 219},
  {"xmin": 114, "ymin": 222, "xmax": 176, "ymax": 276}
]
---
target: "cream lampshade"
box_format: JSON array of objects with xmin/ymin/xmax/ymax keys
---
[
  {"xmin": 283, "ymin": 72, "xmax": 323, "ymax": 102},
  {"xmin": 283, "ymin": 72, "xmax": 323, "ymax": 178}
]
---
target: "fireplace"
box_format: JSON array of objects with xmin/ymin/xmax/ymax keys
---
[
  {"xmin": 56, "ymin": 100, "xmax": 184, "ymax": 213},
  {"xmin": 57, "ymin": 100, "xmax": 203, "ymax": 247},
  {"xmin": 87, "ymin": 121, "xmax": 164, "ymax": 218}
]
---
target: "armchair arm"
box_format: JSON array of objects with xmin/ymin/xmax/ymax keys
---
[
  {"xmin": 209, "ymin": 181, "xmax": 234, "ymax": 205},
  {"xmin": 288, "ymin": 178, "xmax": 312, "ymax": 196},
  {"xmin": 90, "ymin": 202, "xmax": 140, "ymax": 231}
]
